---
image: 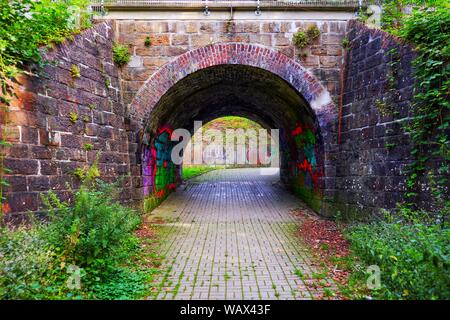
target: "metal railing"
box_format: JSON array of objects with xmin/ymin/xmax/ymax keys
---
[{"xmin": 90, "ymin": 0, "xmax": 366, "ymax": 14}]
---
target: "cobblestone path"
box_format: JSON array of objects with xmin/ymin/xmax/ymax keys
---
[{"xmin": 151, "ymin": 168, "xmax": 334, "ymax": 300}]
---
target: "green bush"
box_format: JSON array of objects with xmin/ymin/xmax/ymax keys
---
[
  {"xmin": 0, "ymin": 176, "xmax": 144, "ymax": 299},
  {"xmin": 292, "ymin": 25, "xmax": 321, "ymax": 50},
  {"xmin": 346, "ymin": 222, "xmax": 450, "ymax": 299},
  {"xmin": 396, "ymin": 6, "xmax": 450, "ymax": 209},
  {"xmin": 292, "ymin": 30, "xmax": 309, "ymax": 49},
  {"xmin": 43, "ymin": 183, "xmax": 141, "ymax": 274},
  {"xmin": 0, "ymin": 228, "xmax": 54, "ymax": 299},
  {"xmin": 380, "ymin": 0, "xmax": 448, "ymax": 33},
  {"xmin": 112, "ymin": 43, "xmax": 131, "ymax": 68},
  {"xmin": 305, "ymin": 24, "xmax": 320, "ymax": 41},
  {"xmin": 0, "ymin": 0, "xmax": 91, "ymax": 222}
]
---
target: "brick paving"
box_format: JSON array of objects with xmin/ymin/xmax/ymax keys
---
[{"xmin": 150, "ymin": 168, "xmax": 334, "ymax": 300}]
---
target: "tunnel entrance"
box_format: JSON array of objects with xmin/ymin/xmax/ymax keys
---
[
  {"xmin": 130, "ymin": 44, "xmax": 336, "ymax": 214},
  {"xmin": 182, "ymin": 116, "xmax": 268, "ymax": 168}
]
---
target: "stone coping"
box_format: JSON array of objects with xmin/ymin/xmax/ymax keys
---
[{"xmin": 90, "ymin": 0, "xmax": 364, "ymax": 12}]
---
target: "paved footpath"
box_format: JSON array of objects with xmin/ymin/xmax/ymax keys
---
[{"xmin": 151, "ymin": 168, "xmax": 334, "ymax": 300}]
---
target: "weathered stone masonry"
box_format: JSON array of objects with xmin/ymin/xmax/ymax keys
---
[
  {"xmin": 2, "ymin": 21, "xmax": 133, "ymax": 222},
  {"xmin": 332, "ymin": 20, "xmax": 417, "ymax": 219},
  {"xmin": 116, "ymin": 19, "xmax": 347, "ymax": 106},
  {"xmin": 3, "ymin": 17, "xmax": 441, "ymax": 221}
]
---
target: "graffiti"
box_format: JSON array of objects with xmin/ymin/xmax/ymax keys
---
[
  {"xmin": 290, "ymin": 123, "xmax": 323, "ymax": 211},
  {"xmin": 291, "ymin": 124, "xmax": 321, "ymax": 187},
  {"xmin": 142, "ymin": 126, "xmax": 176, "ymax": 198}
]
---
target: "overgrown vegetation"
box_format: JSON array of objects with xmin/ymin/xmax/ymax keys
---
[
  {"xmin": 293, "ymin": 31, "xmax": 309, "ymax": 49},
  {"xmin": 319, "ymin": 1, "xmax": 450, "ymax": 300},
  {"xmin": 297, "ymin": 208, "xmax": 449, "ymax": 300},
  {"xmin": 397, "ymin": 6, "xmax": 449, "ymax": 217},
  {"xmin": 144, "ymin": 36, "xmax": 152, "ymax": 47},
  {"xmin": 0, "ymin": 0, "xmax": 91, "ymax": 99},
  {"xmin": 345, "ymin": 219, "xmax": 449, "ymax": 299},
  {"xmin": 112, "ymin": 43, "xmax": 131, "ymax": 68},
  {"xmin": 377, "ymin": 1, "xmax": 450, "ymax": 218},
  {"xmin": 0, "ymin": 162, "xmax": 160, "ymax": 299},
  {"xmin": 292, "ymin": 24, "xmax": 321, "ymax": 50},
  {"xmin": 0, "ymin": 0, "xmax": 92, "ymax": 225}
]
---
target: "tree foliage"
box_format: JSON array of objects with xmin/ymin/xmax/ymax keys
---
[{"xmin": 0, "ymin": 0, "xmax": 91, "ymax": 222}]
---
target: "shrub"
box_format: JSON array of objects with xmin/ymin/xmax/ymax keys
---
[
  {"xmin": 293, "ymin": 25, "xmax": 321, "ymax": 50},
  {"xmin": 0, "ymin": 158, "xmax": 145, "ymax": 299},
  {"xmin": 396, "ymin": 6, "xmax": 450, "ymax": 210},
  {"xmin": 292, "ymin": 30, "xmax": 309, "ymax": 49},
  {"xmin": 43, "ymin": 183, "xmax": 141, "ymax": 275},
  {"xmin": 346, "ymin": 221, "xmax": 450, "ymax": 299},
  {"xmin": 0, "ymin": 228, "xmax": 54, "ymax": 299},
  {"xmin": 0, "ymin": 0, "xmax": 91, "ymax": 84},
  {"xmin": 70, "ymin": 64, "xmax": 80, "ymax": 78},
  {"xmin": 306, "ymin": 24, "xmax": 320, "ymax": 41},
  {"xmin": 144, "ymin": 36, "xmax": 152, "ymax": 47},
  {"xmin": 112, "ymin": 43, "xmax": 131, "ymax": 68}
]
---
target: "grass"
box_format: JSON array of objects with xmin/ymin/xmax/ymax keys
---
[
  {"xmin": 182, "ymin": 165, "xmax": 222, "ymax": 181},
  {"xmin": 294, "ymin": 268, "xmax": 305, "ymax": 280}
]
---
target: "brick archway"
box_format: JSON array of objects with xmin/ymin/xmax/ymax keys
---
[
  {"xmin": 129, "ymin": 43, "xmax": 335, "ymax": 128},
  {"xmin": 129, "ymin": 43, "xmax": 337, "ymax": 215}
]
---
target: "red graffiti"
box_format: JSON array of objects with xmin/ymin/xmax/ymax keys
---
[
  {"xmin": 151, "ymin": 126, "xmax": 176, "ymax": 197},
  {"xmin": 291, "ymin": 125, "xmax": 303, "ymax": 136},
  {"xmin": 297, "ymin": 159, "xmax": 321, "ymax": 185},
  {"xmin": 2, "ymin": 202, "xmax": 11, "ymax": 214},
  {"xmin": 291, "ymin": 124, "xmax": 322, "ymax": 187},
  {"xmin": 157, "ymin": 126, "xmax": 173, "ymax": 136}
]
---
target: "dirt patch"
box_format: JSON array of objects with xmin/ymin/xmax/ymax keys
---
[
  {"xmin": 135, "ymin": 215, "xmax": 166, "ymax": 271},
  {"xmin": 135, "ymin": 216, "xmax": 159, "ymax": 239},
  {"xmin": 292, "ymin": 208, "xmax": 351, "ymax": 299}
]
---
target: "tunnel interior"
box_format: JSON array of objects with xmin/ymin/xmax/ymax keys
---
[{"xmin": 139, "ymin": 64, "xmax": 325, "ymax": 211}]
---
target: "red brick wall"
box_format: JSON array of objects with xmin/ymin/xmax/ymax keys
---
[{"xmin": 2, "ymin": 21, "xmax": 133, "ymax": 222}]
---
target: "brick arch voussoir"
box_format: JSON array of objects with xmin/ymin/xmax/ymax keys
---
[{"xmin": 129, "ymin": 42, "xmax": 335, "ymax": 132}]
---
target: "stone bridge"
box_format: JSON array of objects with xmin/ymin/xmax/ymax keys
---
[{"xmin": 3, "ymin": 1, "xmax": 424, "ymax": 223}]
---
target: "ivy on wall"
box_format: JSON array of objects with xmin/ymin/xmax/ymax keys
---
[{"xmin": 380, "ymin": 1, "xmax": 449, "ymax": 220}]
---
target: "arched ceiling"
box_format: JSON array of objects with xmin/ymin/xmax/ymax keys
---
[{"xmin": 144, "ymin": 64, "xmax": 318, "ymax": 136}]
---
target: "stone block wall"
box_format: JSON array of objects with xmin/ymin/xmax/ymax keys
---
[
  {"xmin": 3, "ymin": 18, "xmax": 443, "ymax": 221},
  {"xmin": 115, "ymin": 19, "xmax": 348, "ymax": 107},
  {"xmin": 332, "ymin": 20, "xmax": 417, "ymax": 219},
  {"xmin": 1, "ymin": 21, "xmax": 133, "ymax": 222}
]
